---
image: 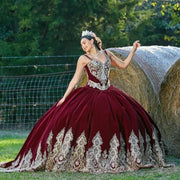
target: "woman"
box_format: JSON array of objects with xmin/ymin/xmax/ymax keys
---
[{"xmin": 0, "ymin": 30, "xmax": 167, "ymax": 173}]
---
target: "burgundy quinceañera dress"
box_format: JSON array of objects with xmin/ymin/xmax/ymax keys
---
[{"xmin": 0, "ymin": 50, "xmax": 166, "ymax": 173}]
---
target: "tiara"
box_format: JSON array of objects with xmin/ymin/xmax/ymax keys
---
[{"xmin": 81, "ymin": 30, "xmax": 95, "ymax": 37}]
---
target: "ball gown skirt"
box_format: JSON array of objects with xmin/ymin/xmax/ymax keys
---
[{"xmin": 0, "ymin": 51, "xmax": 166, "ymax": 173}]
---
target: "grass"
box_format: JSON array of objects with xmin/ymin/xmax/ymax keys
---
[{"xmin": 0, "ymin": 130, "xmax": 180, "ymax": 180}]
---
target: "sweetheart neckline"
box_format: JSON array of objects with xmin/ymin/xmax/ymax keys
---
[{"xmin": 86, "ymin": 55, "xmax": 110, "ymax": 66}]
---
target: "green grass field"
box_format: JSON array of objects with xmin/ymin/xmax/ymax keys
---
[{"xmin": 0, "ymin": 130, "xmax": 179, "ymax": 180}]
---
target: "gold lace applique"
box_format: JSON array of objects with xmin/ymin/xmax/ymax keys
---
[
  {"xmin": 118, "ymin": 133, "xmax": 127, "ymax": 171},
  {"xmin": 19, "ymin": 149, "xmax": 33, "ymax": 170},
  {"xmin": 107, "ymin": 134, "xmax": 120, "ymax": 171},
  {"xmin": 139, "ymin": 131, "xmax": 145, "ymax": 163},
  {"xmin": 69, "ymin": 131, "xmax": 87, "ymax": 171},
  {"xmin": 87, "ymin": 56, "xmax": 111, "ymax": 89},
  {"xmin": 87, "ymin": 79, "xmax": 110, "ymax": 90},
  {"xmin": 128, "ymin": 131, "xmax": 141, "ymax": 164},
  {"xmin": 52, "ymin": 128, "xmax": 73, "ymax": 171},
  {"xmin": 144, "ymin": 130, "xmax": 154, "ymax": 165},
  {"xmin": 86, "ymin": 131, "xmax": 103, "ymax": 173},
  {"xmin": 45, "ymin": 128, "xmax": 65, "ymax": 171},
  {"xmin": 0, "ymin": 128, "xmax": 167, "ymax": 173},
  {"xmin": 152, "ymin": 128, "xmax": 165, "ymax": 166},
  {"xmin": 32, "ymin": 142, "xmax": 47, "ymax": 170},
  {"xmin": 47, "ymin": 131, "xmax": 53, "ymax": 153}
]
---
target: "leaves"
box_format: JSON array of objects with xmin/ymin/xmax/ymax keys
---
[{"xmin": 0, "ymin": 0, "xmax": 179, "ymax": 57}]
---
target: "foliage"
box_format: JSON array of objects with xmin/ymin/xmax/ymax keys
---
[
  {"xmin": 0, "ymin": 0, "xmax": 144, "ymax": 57},
  {"xmin": 131, "ymin": 0, "xmax": 180, "ymax": 46},
  {"xmin": 0, "ymin": 0, "xmax": 179, "ymax": 59},
  {"xmin": 161, "ymin": 1, "xmax": 180, "ymax": 46}
]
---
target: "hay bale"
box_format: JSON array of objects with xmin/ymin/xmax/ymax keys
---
[
  {"xmin": 78, "ymin": 46, "xmax": 180, "ymax": 157},
  {"xmin": 114, "ymin": 46, "xmax": 180, "ymax": 94},
  {"xmin": 159, "ymin": 59, "xmax": 180, "ymax": 157},
  {"xmin": 112, "ymin": 46, "xmax": 180, "ymax": 157}
]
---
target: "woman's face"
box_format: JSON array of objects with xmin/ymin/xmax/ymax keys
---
[{"xmin": 80, "ymin": 38, "xmax": 93, "ymax": 53}]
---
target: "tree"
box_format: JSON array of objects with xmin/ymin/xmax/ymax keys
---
[
  {"xmin": 161, "ymin": 1, "xmax": 180, "ymax": 46},
  {"xmin": 0, "ymin": 0, "xmax": 145, "ymax": 58},
  {"xmin": 129, "ymin": 0, "xmax": 180, "ymax": 46}
]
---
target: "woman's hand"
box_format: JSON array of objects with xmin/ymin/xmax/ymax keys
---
[
  {"xmin": 108, "ymin": 40, "xmax": 140, "ymax": 69},
  {"xmin": 56, "ymin": 97, "xmax": 65, "ymax": 107},
  {"xmin": 132, "ymin": 40, "xmax": 140, "ymax": 52},
  {"xmin": 55, "ymin": 56, "xmax": 87, "ymax": 108}
]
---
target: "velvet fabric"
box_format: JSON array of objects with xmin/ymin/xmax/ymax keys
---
[{"xmin": 0, "ymin": 52, "xmax": 166, "ymax": 173}]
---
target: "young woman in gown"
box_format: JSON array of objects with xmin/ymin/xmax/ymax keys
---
[{"xmin": 0, "ymin": 30, "xmax": 167, "ymax": 173}]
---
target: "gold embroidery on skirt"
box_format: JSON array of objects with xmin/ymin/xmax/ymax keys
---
[{"xmin": 0, "ymin": 128, "xmax": 167, "ymax": 173}]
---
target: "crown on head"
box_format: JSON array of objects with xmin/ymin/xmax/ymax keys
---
[{"xmin": 81, "ymin": 30, "xmax": 95, "ymax": 37}]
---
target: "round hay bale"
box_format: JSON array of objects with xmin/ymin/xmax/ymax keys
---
[
  {"xmin": 78, "ymin": 46, "xmax": 180, "ymax": 157},
  {"xmin": 159, "ymin": 58, "xmax": 180, "ymax": 157},
  {"xmin": 114, "ymin": 46, "xmax": 180, "ymax": 95}
]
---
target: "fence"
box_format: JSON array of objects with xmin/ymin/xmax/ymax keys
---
[{"xmin": 0, "ymin": 55, "xmax": 78, "ymax": 130}]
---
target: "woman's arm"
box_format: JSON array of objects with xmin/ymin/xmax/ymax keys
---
[
  {"xmin": 56, "ymin": 55, "xmax": 87, "ymax": 106},
  {"xmin": 108, "ymin": 40, "xmax": 140, "ymax": 69}
]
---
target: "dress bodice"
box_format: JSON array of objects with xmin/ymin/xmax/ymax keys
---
[{"xmin": 84, "ymin": 50, "xmax": 111, "ymax": 90}]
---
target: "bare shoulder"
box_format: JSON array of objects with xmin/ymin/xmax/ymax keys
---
[{"xmin": 77, "ymin": 55, "xmax": 90, "ymax": 66}]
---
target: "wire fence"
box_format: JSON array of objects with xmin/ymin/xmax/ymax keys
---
[{"xmin": 0, "ymin": 55, "xmax": 78, "ymax": 130}]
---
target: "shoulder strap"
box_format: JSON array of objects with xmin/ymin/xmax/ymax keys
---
[
  {"xmin": 104, "ymin": 49, "xmax": 108, "ymax": 55},
  {"xmin": 104, "ymin": 49, "xmax": 110, "ymax": 60},
  {"xmin": 84, "ymin": 54, "xmax": 92, "ymax": 60}
]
